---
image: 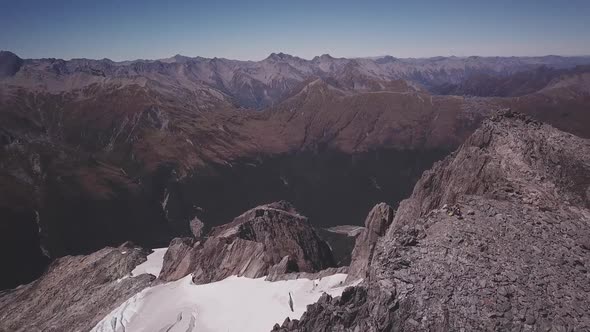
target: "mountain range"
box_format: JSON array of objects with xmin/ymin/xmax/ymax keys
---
[{"xmin": 1, "ymin": 50, "xmax": 590, "ymax": 290}]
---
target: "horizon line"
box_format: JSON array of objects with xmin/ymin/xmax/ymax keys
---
[{"xmin": 3, "ymin": 50, "xmax": 590, "ymax": 63}]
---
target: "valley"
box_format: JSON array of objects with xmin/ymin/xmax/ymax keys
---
[{"xmin": 1, "ymin": 51, "xmax": 590, "ymax": 290}]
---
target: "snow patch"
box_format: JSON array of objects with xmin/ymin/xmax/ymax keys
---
[
  {"xmin": 131, "ymin": 248, "xmax": 167, "ymax": 277},
  {"xmin": 92, "ymin": 273, "xmax": 356, "ymax": 332}
]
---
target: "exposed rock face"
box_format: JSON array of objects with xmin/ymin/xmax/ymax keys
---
[
  {"xmin": 159, "ymin": 201, "xmax": 336, "ymax": 284},
  {"xmin": 266, "ymin": 255, "xmax": 301, "ymax": 280},
  {"xmin": 346, "ymin": 203, "xmax": 394, "ymax": 282},
  {"xmin": 158, "ymin": 237, "xmax": 196, "ymax": 281},
  {"xmin": 274, "ymin": 111, "xmax": 590, "ymax": 331},
  {"xmin": 271, "ymin": 286, "xmax": 387, "ymax": 332},
  {"xmin": 0, "ymin": 242, "xmax": 155, "ymax": 332}
]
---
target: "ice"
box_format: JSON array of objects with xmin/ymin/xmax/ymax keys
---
[
  {"xmin": 131, "ymin": 248, "xmax": 167, "ymax": 277},
  {"xmin": 92, "ymin": 273, "xmax": 357, "ymax": 332}
]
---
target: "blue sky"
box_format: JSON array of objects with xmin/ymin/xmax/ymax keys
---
[{"xmin": 1, "ymin": 0, "xmax": 589, "ymax": 61}]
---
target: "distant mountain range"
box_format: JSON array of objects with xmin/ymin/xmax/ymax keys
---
[
  {"xmin": 1, "ymin": 50, "xmax": 590, "ymax": 289},
  {"xmin": 2, "ymin": 50, "xmax": 590, "ymax": 108}
]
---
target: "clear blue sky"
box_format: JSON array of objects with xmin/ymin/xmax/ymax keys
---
[{"xmin": 1, "ymin": 0, "xmax": 589, "ymax": 61}]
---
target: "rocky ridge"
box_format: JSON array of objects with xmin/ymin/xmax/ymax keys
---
[
  {"xmin": 159, "ymin": 201, "xmax": 336, "ymax": 283},
  {"xmin": 0, "ymin": 242, "xmax": 155, "ymax": 332},
  {"xmin": 273, "ymin": 111, "xmax": 590, "ymax": 331}
]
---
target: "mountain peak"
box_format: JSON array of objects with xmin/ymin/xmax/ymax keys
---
[
  {"xmin": 311, "ymin": 54, "xmax": 335, "ymax": 62},
  {"xmin": 265, "ymin": 52, "xmax": 294, "ymax": 61},
  {"xmin": 375, "ymin": 55, "xmax": 397, "ymax": 64}
]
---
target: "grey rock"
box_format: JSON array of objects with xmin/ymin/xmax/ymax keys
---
[
  {"xmin": 158, "ymin": 237, "xmax": 196, "ymax": 281},
  {"xmin": 0, "ymin": 242, "xmax": 154, "ymax": 332},
  {"xmin": 160, "ymin": 201, "xmax": 335, "ymax": 283},
  {"xmin": 346, "ymin": 203, "xmax": 394, "ymax": 282},
  {"xmin": 266, "ymin": 255, "xmax": 300, "ymax": 280}
]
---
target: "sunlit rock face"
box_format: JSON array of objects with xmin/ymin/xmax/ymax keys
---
[{"xmin": 159, "ymin": 201, "xmax": 336, "ymax": 284}]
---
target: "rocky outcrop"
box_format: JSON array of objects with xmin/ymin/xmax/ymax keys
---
[
  {"xmin": 346, "ymin": 203, "xmax": 394, "ymax": 282},
  {"xmin": 158, "ymin": 237, "xmax": 196, "ymax": 281},
  {"xmin": 275, "ymin": 111, "xmax": 590, "ymax": 331},
  {"xmin": 271, "ymin": 286, "xmax": 393, "ymax": 332},
  {"xmin": 0, "ymin": 242, "xmax": 155, "ymax": 332},
  {"xmin": 266, "ymin": 255, "xmax": 301, "ymax": 280},
  {"xmin": 159, "ymin": 201, "xmax": 336, "ymax": 284}
]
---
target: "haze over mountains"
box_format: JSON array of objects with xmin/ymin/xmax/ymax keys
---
[{"xmin": 1, "ymin": 50, "xmax": 590, "ymax": 292}]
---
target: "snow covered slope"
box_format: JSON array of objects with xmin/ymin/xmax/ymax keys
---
[
  {"xmin": 92, "ymin": 273, "xmax": 356, "ymax": 332},
  {"xmin": 130, "ymin": 248, "xmax": 167, "ymax": 277}
]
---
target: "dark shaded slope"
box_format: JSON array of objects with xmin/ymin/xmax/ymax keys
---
[{"xmin": 164, "ymin": 148, "xmax": 449, "ymax": 232}]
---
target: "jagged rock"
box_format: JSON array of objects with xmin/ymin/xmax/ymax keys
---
[
  {"xmin": 157, "ymin": 237, "xmax": 196, "ymax": 281},
  {"xmin": 346, "ymin": 203, "xmax": 394, "ymax": 282},
  {"xmin": 266, "ymin": 255, "xmax": 300, "ymax": 280},
  {"xmin": 272, "ymin": 285, "xmax": 396, "ymax": 332},
  {"xmin": 0, "ymin": 242, "xmax": 155, "ymax": 332},
  {"xmin": 277, "ymin": 111, "xmax": 590, "ymax": 331},
  {"xmin": 159, "ymin": 201, "xmax": 336, "ymax": 283}
]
